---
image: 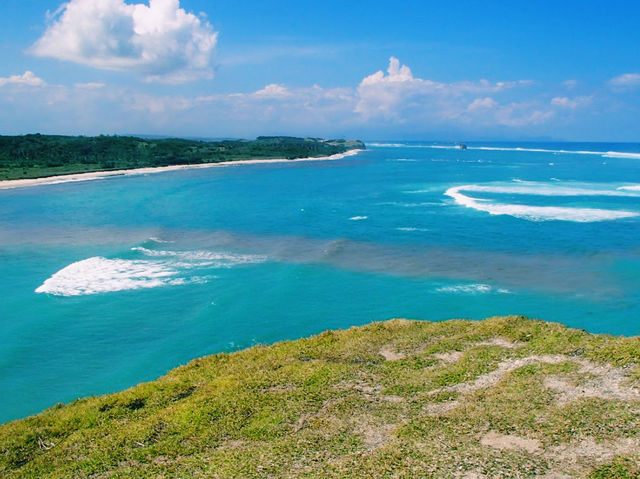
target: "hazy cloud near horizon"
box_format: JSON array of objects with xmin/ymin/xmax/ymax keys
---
[{"xmin": 1, "ymin": 55, "xmax": 634, "ymax": 139}]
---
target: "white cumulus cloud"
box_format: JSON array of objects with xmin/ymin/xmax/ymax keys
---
[
  {"xmin": 0, "ymin": 71, "xmax": 46, "ymax": 87},
  {"xmin": 609, "ymin": 73, "xmax": 640, "ymax": 89},
  {"xmin": 253, "ymin": 84, "xmax": 292, "ymax": 99},
  {"xmin": 355, "ymin": 57, "xmax": 532, "ymax": 120},
  {"xmin": 467, "ymin": 97, "xmax": 497, "ymax": 111},
  {"xmin": 30, "ymin": 0, "xmax": 218, "ymax": 83},
  {"xmin": 551, "ymin": 96, "xmax": 592, "ymax": 109}
]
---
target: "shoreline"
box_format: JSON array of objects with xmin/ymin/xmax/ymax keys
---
[{"xmin": 0, "ymin": 149, "xmax": 363, "ymax": 190}]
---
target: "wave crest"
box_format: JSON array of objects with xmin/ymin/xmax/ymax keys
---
[
  {"xmin": 444, "ymin": 182, "xmax": 639, "ymax": 222},
  {"xmin": 36, "ymin": 247, "xmax": 267, "ymax": 296}
]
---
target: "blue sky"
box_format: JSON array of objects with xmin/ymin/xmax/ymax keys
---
[{"xmin": 1, "ymin": 0, "xmax": 639, "ymax": 141}]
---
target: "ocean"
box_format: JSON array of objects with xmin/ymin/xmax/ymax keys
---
[{"xmin": 1, "ymin": 141, "xmax": 640, "ymax": 423}]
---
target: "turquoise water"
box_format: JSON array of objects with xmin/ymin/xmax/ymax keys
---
[{"xmin": 2, "ymin": 142, "xmax": 640, "ymax": 423}]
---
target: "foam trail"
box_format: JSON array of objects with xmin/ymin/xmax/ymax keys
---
[
  {"xmin": 455, "ymin": 183, "xmax": 637, "ymax": 197},
  {"xmin": 436, "ymin": 283, "xmax": 511, "ymax": 294},
  {"xmin": 396, "ymin": 227, "xmax": 430, "ymax": 232},
  {"xmin": 445, "ymin": 184, "xmax": 639, "ymax": 222},
  {"xmin": 370, "ymin": 142, "xmax": 640, "ymax": 159},
  {"xmin": 604, "ymin": 152, "xmax": 640, "ymax": 159},
  {"xmin": 130, "ymin": 247, "xmax": 266, "ymax": 266}
]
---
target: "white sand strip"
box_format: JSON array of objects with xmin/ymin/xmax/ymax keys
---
[{"xmin": 0, "ymin": 149, "xmax": 364, "ymax": 190}]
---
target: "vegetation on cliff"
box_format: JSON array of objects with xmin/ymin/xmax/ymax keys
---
[
  {"xmin": 0, "ymin": 135, "xmax": 365, "ymax": 180},
  {"xmin": 1, "ymin": 316, "xmax": 639, "ymax": 478}
]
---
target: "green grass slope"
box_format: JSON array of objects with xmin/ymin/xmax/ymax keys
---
[{"xmin": 1, "ymin": 316, "xmax": 639, "ymax": 478}]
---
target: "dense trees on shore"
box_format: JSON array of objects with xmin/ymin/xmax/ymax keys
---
[{"xmin": 0, "ymin": 135, "xmax": 365, "ymax": 180}]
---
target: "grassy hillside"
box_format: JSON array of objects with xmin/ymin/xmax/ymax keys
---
[
  {"xmin": 0, "ymin": 135, "xmax": 365, "ymax": 180},
  {"xmin": 1, "ymin": 316, "xmax": 639, "ymax": 478}
]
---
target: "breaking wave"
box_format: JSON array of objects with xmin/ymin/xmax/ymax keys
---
[
  {"xmin": 436, "ymin": 283, "xmax": 511, "ymax": 294},
  {"xmin": 369, "ymin": 142, "xmax": 640, "ymax": 159},
  {"xmin": 36, "ymin": 247, "xmax": 267, "ymax": 296},
  {"xmin": 444, "ymin": 181, "xmax": 640, "ymax": 222}
]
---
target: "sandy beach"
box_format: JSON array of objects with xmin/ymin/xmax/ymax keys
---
[{"xmin": 0, "ymin": 149, "xmax": 363, "ymax": 190}]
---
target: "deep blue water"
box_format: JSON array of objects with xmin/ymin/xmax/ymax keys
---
[{"xmin": 1, "ymin": 141, "xmax": 640, "ymax": 423}]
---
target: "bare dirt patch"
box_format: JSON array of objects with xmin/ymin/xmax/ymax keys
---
[
  {"xmin": 424, "ymin": 401, "xmax": 460, "ymax": 415},
  {"xmin": 432, "ymin": 351, "xmax": 464, "ymax": 364},
  {"xmin": 545, "ymin": 437, "xmax": 640, "ymax": 473},
  {"xmin": 379, "ymin": 347, "xmax": 406, "ymax": 361},
  {"xmin": 445, "ymin": 355, "xmax": 570, "ymax": 395},
  {"xmin": 480, "ymin": 431, "xmax": 542, "ymax": 454},
  {"xmin": 355, "ymin": 420, "xmax": 396, "ymax": 451},
  {"xmin": 473, "ymin": 337, "xmax": 521, "ymax": 349},
  {"xmin": 544, "ymin": 360, "xmax": 640, "ymax": 404}
]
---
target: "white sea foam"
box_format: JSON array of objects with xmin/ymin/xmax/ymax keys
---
[
  {"xmin": 396, "ymin": 227, "xmax": 430, "ymax": 232},
  {"xmin": 130, "ymin": 247, "xmax": 266, "ymax": 266},
  {"xmin": 35, "ymin": 257, "xmax": 185, "ymax": 296},
  {"xmin": 618, "ymin": 185, "xmax": 640, "ymax": 192},
  {"xmin": 603, "ymin": 151, "xmax": 640, "ymax": 159},
  {"xmin": 444, "ymin": 182, "xmax": 640, "ymax": 222},
  {"xmin": 436, "ymin": 283, "xmax": 511, "ymax": 294},
  {"xmin": 371, "ymin": 143, "xmax": 640, "ymax": 160},
  {"xmin": 452, "ymin": 183, "xmax": 635, "ymax": 197},
  {"xmin": 148, "ymin": 237, "xmax": 173, "ymax": 244},
  {"xmin": 36, "ymin": 248, "xmax": 267, "ymax": 296},
  {"xmin": 349, "ymin": 216, "xmax": 368, "ymax": 221},
  {"xmin": 368, "ymin": 142, "xmax": 408, "ymax": 147}
]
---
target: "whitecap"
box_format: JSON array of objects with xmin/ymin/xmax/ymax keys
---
[
  {"xmin": 603, "ymin": 151, "xmax": 640, "ymax": 159},
  {"xmin": 36, "ymin": 247, "xmax": 267, "ymax": 296},
  {"xmin": 411, "ymin": 144, "xmax": 640, "ymax": 160},
  {"xmin": 445, "ymin": 182, "xmax": 639, "ymax": 222},
  {"xmin": 130, "ymin": 247, "xmax": 266, "ymax": 266},
  {"xmin": 436, "ymin": 283, "xmax": 511, "ymax": 294},
  {"xmin": 35, "ymin": 257, "xmax": 185, "ymax": 296},
  {"xmin": 349, "ymin": 216, "xmax": 368, "ymax": 221},
  {"xmin": 396, "ymin": 227, "xmax": 429, "ymax": 232},
  {"xmin": 148, "ymin": 237, "xmax": 173, "ymax": 244},
  {"xmin": 618, "ymin": 185, "xmax": 640, "ymax": 192},
  {"xmin": 368, "ymin": 142, "xmax": 407, "ymax": 147}
]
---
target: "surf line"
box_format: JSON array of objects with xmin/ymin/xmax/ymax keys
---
[{"xmin": 445, "ymin": 185, "xmax": 639, "ymax": 222}]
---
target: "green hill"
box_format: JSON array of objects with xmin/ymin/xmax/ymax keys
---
[
  {"xmin": 0, "ymin": 135, "xmax": 366, "ymax": 180},
  {"xmin": 1, "ymin": 316, "xmax": 639, "ymax": 478}
]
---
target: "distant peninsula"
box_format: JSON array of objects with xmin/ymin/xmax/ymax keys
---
[
  {"xmin": 1, "ymin": 316, "xmax": 639, "ymax": 478},
  {"xmin": 0, "ymin": 135, "xmax": 365, "ymax": 181}
]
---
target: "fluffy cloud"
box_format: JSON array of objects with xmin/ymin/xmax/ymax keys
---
[
  {"xmin": 253, "ymin": 84, "xmax": 292, "ymax": 99},
  {"xmin": 551, "ymin": 96, "xmax": 592, "ymax": 109},
  {"xmin": 609, "ymin": 73, "xmax": 640, "ymax": 89},
  {"xmin": 355, "ymin": 57, "xmax": 532, "ymax": 120},
  {"xmin": 467, "ymin": 97, "xmax": 497, "ymax": 111},
  {"xmin": 0, "ymin": 71, "xmax": 45, "ymax": 87},
  {"xmin": 30, "ymin": 0, "xmax": 218, "ymax": 83},
  {"xmin": 1, "ymin": 57, "xmax": 601, "ymax": 137}
]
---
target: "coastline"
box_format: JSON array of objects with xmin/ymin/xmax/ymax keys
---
[{"xmin": 0, "ymin": 148, "xmax": 363, "ymax": 190}]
